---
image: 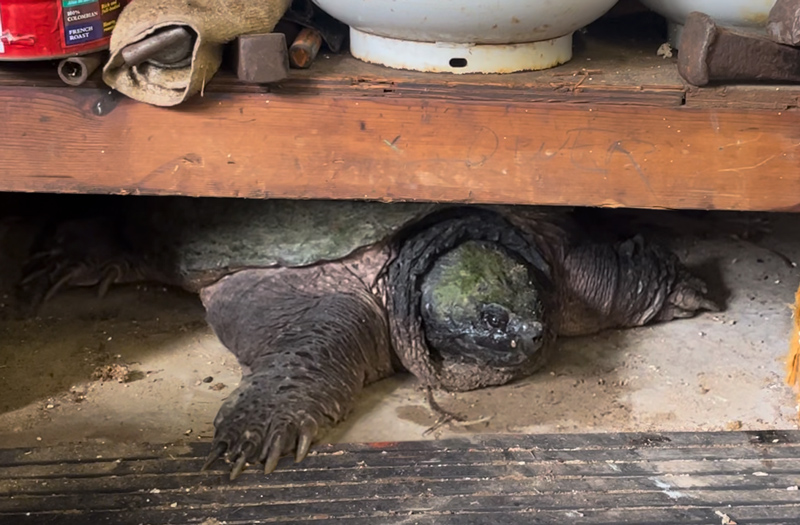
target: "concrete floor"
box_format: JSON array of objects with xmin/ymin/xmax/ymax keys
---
[{"xmin": 0, "ymin": 207, "xmax": 798, "ymax": 453}]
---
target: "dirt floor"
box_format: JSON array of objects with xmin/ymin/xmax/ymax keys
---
[{"xmin": 0, "ymin": 205, "xmax": 798, "ymax": 454}]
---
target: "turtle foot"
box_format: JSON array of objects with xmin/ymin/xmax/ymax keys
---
[
  {"xmin": 203, "ymin": 372, "xmax": 323, "ymax": 480},
  {"xmin": 20, "ymin": 254, "xmax": 138, "ymax": 306},
  {"xmin": 16, "ymin": 218, "xmax": 143, "ymax": 310},
  {"xmin": 657, "ymin": 269, "xmax": 720, "ymax": 321}
]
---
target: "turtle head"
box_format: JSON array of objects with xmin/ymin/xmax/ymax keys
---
[{"xmin": 420, "ymin": 240, "xmax": 549, "ymax": 371}]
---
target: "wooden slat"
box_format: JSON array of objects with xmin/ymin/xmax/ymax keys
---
[
  {"xmin": 1, "ymin": 432, "xmax": 799, "ymax": 524},
  {"xmin": 0, "ymin": 36, "xmax": 689, "ymax": 106},
  {"xmin": 684, "ymin": 85, "xmax": 800, "ymax": 111},
  {"xmin": 1, "ymin": 86, "xmax": 799, "ymax": 211}
]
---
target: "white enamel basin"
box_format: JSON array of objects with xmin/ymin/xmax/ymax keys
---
[
  {"xmin": 312, "ymin": 0, "xmax": 619, "ymax": 74},
  {"xmin": 640, "ymin": 0, "xmax": 778, "ymax": 46}
]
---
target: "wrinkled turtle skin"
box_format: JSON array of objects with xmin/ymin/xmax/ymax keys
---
[{"xmin": 18, "ymin": 198, "xmax": 718, "ymax": 479}]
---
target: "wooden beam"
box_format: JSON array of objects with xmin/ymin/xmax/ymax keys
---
[{"xmin": 1, "ymin": 86, "xmax": 799, "ymax": 211}]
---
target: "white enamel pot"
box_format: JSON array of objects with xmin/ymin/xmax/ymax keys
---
[
  {"xmin": 640, "ymin": 0, "xmax": 778, "ymax": 47},
  {"xmin": 312, "ymin": 0, "xmax": 620, "ymax": 74}
]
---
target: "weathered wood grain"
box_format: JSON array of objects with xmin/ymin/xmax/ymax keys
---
[
  {"xmin": 0, "ymin": 38, "xmax": 689, "ymax": 106},
  {"xmin": 0, "ymin": 431, "xmax": 799, "ymax": 524},
  {"xmin": 1, "ymin": 26, "xmax": 800, "ymax": 210},
  {"xmin": 1, "ymin": 86, "xmax": 799, "ymax": 211}
]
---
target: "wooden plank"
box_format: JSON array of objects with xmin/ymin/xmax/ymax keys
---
[
  {"xmin": 7, "ymin": 30, "xmax": 800, "ymax": 111},
  {"xmin": 5, "ymin": 449, "xmax": 800, "ymax": 496},
  {"xmin": 1, "ymin": 86, "xmax": 799, "ymax": 211},
  {"xmin": 6, "ymin": 506, "xmax": 800, "ymax": 525},
  {"xmin": 5, "ymin": 438, "xmax": 800, "ymax": 479},
  {"xmin": 685, "ymin": 85, "xmax": 800, "ymax": 111},
  {"xmin": 3, "ymin": 22, "xmax": 800, "ymax": 209},
  {"xmin": 5, "ymin": 457, "xmax": 800, "ymax": 497},
  {"xmin": 6, "ymin": 471, "xmax": 800, "ymax": 503},
  {"xmin": 1, "ymin": 430, "xmax": 795, "ymax": 467},
  {"xmin": 1, "ymin": 432, "xmax": 799, "ymax": 524},
  {"xmin": 3, "ymin": 490, "xmax": 800, "ymax": 522},
  {"xmin": 0, "ymin": 36, "xmax": 688, "ymax": 107}
]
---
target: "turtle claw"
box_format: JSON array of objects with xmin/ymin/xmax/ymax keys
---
[
  {"xmin": 15, "ymin": 218, "xmax": 147, "ymax": 309},
  {"xmin": 18, "ymin": 254, "xmax": 146, "ymax": 310},
  {"xmin": 230, "ymin": 454, "xmax": 248, "ymax": 481},
  {"xmin": 42, "ymin": 266, "xmax": 82, "ymax": 303},
  {"xmin": 18, "ymin": 265, "xmax": 51, "ymax": 286},
  {"xmin": 202, "ymin": 442, "xmax": 227, "ymax": 472},
  {"xmin": 263, "ymin": 435, "xmax": 284, "ymax": 475},
  {"xmin": 699, "ymin": 297, "xmax": 721, "ymax": 312},
  {"xmin": 206, "ymin": 373, "xmax": 324, "ymax": 479},
  {"xmin": 295, "ymin": 425, "xmax": 315, "ymax": 463},
  {"xmin": 19, "ymin": 259, "xmax": 107, "ymax": 309},
  {"xmin": 97, "ymin": 265, "xmax": 123, "ymax": 299}
]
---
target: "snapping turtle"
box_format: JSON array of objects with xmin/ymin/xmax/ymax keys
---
[{"xmin": 20, "ymin": 198, "xmax": 717, "ymax": 479}]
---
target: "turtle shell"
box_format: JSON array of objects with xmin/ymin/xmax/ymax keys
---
[{"xmin": 130, "ymin": 198, "xmax": 435, "ymax": 286}]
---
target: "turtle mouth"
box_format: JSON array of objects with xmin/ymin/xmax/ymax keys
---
[
  {"xmin": 429, "ymin": 320, "xmax": 546, "ymax": 369},
  {"xmin": 506, "ymin": 321, "xmax": 546, "ymax": 365}
]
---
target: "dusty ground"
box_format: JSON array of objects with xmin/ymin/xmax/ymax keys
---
[{"xmin": 0, "ymin": 206, "xmax": 797, "ymax": 453}]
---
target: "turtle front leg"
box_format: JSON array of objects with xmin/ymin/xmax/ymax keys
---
[
  {"xmin": 200, "ymin": 267, "xmax": 394, "ymax": 479},
  {"xmin": 16, "ymin": 217, "xmax": 152, "ymax": 310},
  {"xmin": 558, "ymin": 235, "xmax": 719, "ymax": 336}
]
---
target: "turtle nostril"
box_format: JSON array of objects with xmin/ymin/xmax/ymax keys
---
[{"xmin": 520, "ymin": 321, "xmax": 543, "ymax": 340}]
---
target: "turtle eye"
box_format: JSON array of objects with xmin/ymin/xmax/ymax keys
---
[{"xmin": 481, "ymin": 304, "xmax": 509, "ymax": 330}]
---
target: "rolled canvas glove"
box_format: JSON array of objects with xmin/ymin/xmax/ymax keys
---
[{"xmin": 103, "ymin": 0, "xmax": 292, "ymax": 107}]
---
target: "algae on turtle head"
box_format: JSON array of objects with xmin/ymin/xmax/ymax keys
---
[{"xmin": 421, "ymin": 240, "xmax": 546, "ymax": 368}]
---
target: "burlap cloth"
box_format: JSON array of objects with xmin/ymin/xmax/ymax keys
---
[{"xmin": 103, "ymin": 0, "xmax": 292, "ymax": 106}]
